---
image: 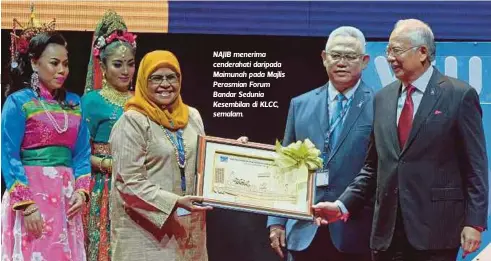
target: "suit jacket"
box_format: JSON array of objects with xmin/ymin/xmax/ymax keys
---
[
  {"xmin": 339, "ymin": 68, "xmax": 489, "ymax": 251},
  {"xmin": 267, "ymin": 81, "xmax": 375, "ymax": 253}
]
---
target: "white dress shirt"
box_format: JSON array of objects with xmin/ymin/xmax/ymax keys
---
[
  {"xmin": 396, "ymin": 66, "xmax": 434, "ymax": 124},
  {"xmin": 327, "ymin": 79, "xmax": 360, "ymax": 125}
]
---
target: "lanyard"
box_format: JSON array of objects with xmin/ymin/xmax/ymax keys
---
[
  {"xmin": 162, "ymin": 128, "xmax": 187, "ymax": 192},
  {"xmin": 323, "ymin": 96, "xmax": 353, "ymax": 154}
]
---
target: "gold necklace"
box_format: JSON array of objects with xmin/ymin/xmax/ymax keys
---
[{"xmin": 99, "ymin": 83, "xmax": 131, "ymax": 108}]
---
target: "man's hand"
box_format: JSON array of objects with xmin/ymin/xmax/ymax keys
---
[
  {"xmin": 269, "ymin": 225, "xmax": 286, "ymax": 258},
  {"xmin": 461, "ymin": 226, "xmax": 482, "ymax": 258},
  {"xmin": 312, "ymin": 201, "xmax": 342, "ymax": 226}
]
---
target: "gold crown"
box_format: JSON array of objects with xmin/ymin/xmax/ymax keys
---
[{"xmin": 10, "ymin": 2, "xmax": 56, "ymax": 67}]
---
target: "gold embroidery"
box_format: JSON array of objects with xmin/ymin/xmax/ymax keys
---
[
  {"xmin": 99, "ymin": 83, "xmax": 131, "ymax": 108},
  {"xmin": 93, "ymin": 143, "xmax": 111, "ymax": 156}
]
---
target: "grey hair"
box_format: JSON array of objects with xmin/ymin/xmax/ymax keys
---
[
  {"xmin": 325, "ymin": 26, "xmax": 366, "ymax": 53},
  {"xmin": 394, "ymin": 19, "xmax": 436, "ymax": 62}
]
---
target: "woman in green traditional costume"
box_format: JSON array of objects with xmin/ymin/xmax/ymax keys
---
[{"xmin": 81, "ymin": 10, "xmax": 137, "ymax": 261}]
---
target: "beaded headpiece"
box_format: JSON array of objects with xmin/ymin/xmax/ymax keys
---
[
  {"xmin": 10, "ymin": 3, "xmax": 56, "ymax": 69},
  {"xmin": 93, "ymin": 30, "xmax": 137, "ymax": 58},
  {"xmin": 84, "ymin": 10, "xmax": 137, "ymax": 93}
]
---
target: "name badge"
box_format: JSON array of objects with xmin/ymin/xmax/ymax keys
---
[
  {"xmin": 176, "ymin": 207, "xmax": 191, "ymax": 217},
  {"xmin": 316, "ymin": 170, "xmax": 329, "ymax": 187}
]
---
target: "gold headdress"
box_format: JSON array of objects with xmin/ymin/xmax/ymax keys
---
[
  {"xmin": 85, "ymin": 10, "xmax": 137, "ymax": 93},
  {"xmin": 10, "ymin": 2, "xmax": 56, "ymax": 68}
]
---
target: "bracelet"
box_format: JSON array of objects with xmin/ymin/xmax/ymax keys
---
[
  {"xmin": 77, "ymin": 191, "xmax": 87, "ymax": 202},
  {"xmin": 105, "ymin": 158, "xmax": 112, "ymax": 174},
  {"xmin": 98, "ymin": 156, "xmax": 109, "ymax": 174},
  {"xmin": 22, "ymin": 205, "xmax": 39, "ymax": 216}
]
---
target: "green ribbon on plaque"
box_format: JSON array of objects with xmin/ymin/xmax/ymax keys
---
[{"xmin": 274, "ymin": 139, "xmax": 323, "ymax": 192}]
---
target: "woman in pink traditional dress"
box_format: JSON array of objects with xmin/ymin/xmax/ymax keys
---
[{"xmin": 1, "ymin": 32, "xmax": 91, "ymax": 261}]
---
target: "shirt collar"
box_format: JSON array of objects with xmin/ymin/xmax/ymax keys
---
[
  {"xmin": 402, "ymin": 66, "xmax": 433, "ymax": 94},
  {"xmin": 328, "ymin": 79, "xmax": 361, "ymax": 102}
]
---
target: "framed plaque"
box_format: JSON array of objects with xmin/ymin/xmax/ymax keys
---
[{"xmin": 196, "ymin": 135, "xmax": 314, "ymax": 220}]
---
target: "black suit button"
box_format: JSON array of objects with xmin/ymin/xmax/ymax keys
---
[{"xmin": 394, "ymin": 188, "xmax": 398, "ymax": 194}]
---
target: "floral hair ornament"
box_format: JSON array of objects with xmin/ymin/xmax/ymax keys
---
[
  {"xmin": 10, "ymin": 2, "xmax": 56, "ymax": 68},
  {"xmin": 92, "ymin": 30, "xmax": 137, "ymax": 58},
  {"xmin": 85, "ymin": 10, "xmax": 130, "ymax": 93}
]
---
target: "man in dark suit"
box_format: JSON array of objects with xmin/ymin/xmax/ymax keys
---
[
  {"xmin": 267, "ymin": 26, "xmax": 375, "ymax": 261},
  {"xmin": 312, "ymin": 19, "xmax": 488, "ymax": 261}
]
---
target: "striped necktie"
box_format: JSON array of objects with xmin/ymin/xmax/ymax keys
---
[{"xmin": 330, "ymin": 93, "xmax": 346, "ymax": 150}]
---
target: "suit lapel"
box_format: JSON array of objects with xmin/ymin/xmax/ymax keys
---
[
  {"xmin": 400, "ymin": 70, "xmax": 444, "ymax": 155},
  {"xmin": 326, "ymin": 82, "xmax": 370, "ymax": 164},
  {"xmin": 385, "ymin": 82, "xmax": 402, "ymax": 155},
  {"xmin": 314, "ymin": 84, "xmax": 330, "ymax": 138}
]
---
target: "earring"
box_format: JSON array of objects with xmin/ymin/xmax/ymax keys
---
[
  {"xmin": 31, "ymin": 71, "xmax": 40, "ymax": 95},
  {"xmin": 102, "ymin": 72, "xmax": 108, "ymax": 88}
]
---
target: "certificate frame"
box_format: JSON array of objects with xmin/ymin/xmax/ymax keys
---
[{"xmin": 196, "ymin": 135, "xmax": 314, "ymax": 220}]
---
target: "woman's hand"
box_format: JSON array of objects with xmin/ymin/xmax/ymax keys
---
[
  {"xmin": 23, "ymin": 204, "xmax": 43, "ymax": 237},
  {"xmin": 101, "ymin": 158, "xmax": 112, "ymax": 173},
  {"xmin": 176, "ymin": 196, "xmax": 213, "ymax": 212},
  {"xmin": 91, "ymin": 156, "xmax": 112, "ymax": 173},
  {"xmin": 67, "ymin": 192, "xmax": 86, "ymax": 219},
  {"xmin": 237, "ymin": 136, "xmax": 249, "ymax": 144}
]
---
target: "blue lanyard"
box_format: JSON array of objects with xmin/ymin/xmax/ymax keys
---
[
  {"xmin": 323, "ymin": 97, "xmax": 353, "ymax": 153},
  {"xmin": 162, "ymin": 128, "xmax": 187, "ymax": 192}
]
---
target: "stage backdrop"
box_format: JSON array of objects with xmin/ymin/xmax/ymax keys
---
[
  {"xmin": 1, "ymin": 1, "xmax": 169, "ymax": 32},
  {"xmin": 3, "ymin": 1, "xmax": 490, "ymax": 39}
]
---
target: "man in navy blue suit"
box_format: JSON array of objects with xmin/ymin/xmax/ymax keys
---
[
  {"xmin": 313, "ymin": 19, "xmax": 488, "ymax": 261},
  {"xmin": 267, "ymin": 26, "xmax": 375, "ymax": 261}
]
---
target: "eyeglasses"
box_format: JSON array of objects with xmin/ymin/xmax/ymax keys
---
[
  {"xmin": 326, "ymin": 52, "xmax": 364, "ymax": 63},
  {"xmin": 385, "ymin": 46, "xmax": 420, "ymax": 57},
  {"xmin": 148, "ymin": 73, "xmax": 179, "ymax": 85}
]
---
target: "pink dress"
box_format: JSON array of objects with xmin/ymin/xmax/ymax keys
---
[{"xmin": 1, "ymin": 86, "xmax": 91, "ymax": 261}]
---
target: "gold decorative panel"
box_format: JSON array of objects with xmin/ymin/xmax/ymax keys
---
[{"xmin": 1, "ymin": 1, "xmax": 168, "ymax": 33}]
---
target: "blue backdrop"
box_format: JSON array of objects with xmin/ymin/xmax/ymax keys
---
[
  {"xmin": 168, "ymin": 2, "xmax": 491, "ymax": 41},
  {"xmin": 364, "ymin": 42, "xmax": 491, "ymax": 260}
]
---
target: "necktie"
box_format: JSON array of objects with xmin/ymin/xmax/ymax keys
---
[
  {"xmin": 330, "ymin": 93, "xmax": 346, "ymax": 150},
  {"xmin": 398, "ymin": 85, "xmax": 416, "ymax": 148}
]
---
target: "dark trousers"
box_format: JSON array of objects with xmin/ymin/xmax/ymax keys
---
[
  {"xmin": 372, "ymin": 205, "xmax": 459, "ymax": 261},
  {"xmin": 289, "ymin": 225, "xmax": 371, "ymax": 261}
]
